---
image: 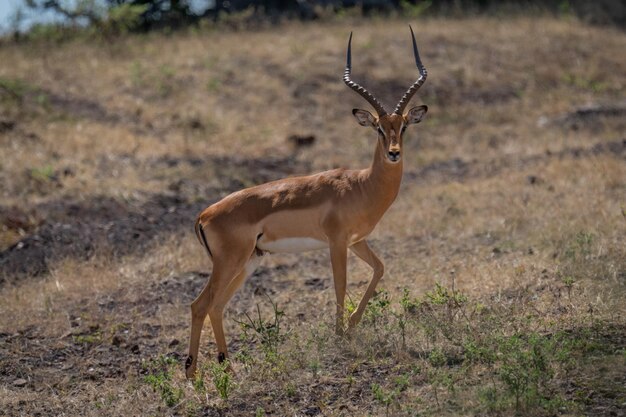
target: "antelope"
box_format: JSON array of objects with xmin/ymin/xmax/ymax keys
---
[{"xmin": 185, "ymin": 27, "xmax": 428, "ymax": 378}]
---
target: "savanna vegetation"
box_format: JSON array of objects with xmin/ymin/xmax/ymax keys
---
[{"xmin": 0, "ymin": 9, "xmax": 625, "ymax": 417}]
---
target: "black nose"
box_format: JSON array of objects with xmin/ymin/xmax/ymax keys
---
[{"xmin": 388, "ymin": 150, "xmax": 400, "ymax": 161}]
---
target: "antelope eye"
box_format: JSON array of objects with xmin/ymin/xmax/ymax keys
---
[
  {"xmin": 377, "ymin": 127, "xmax": 384, "ymax": 135},
  {"xmin": 401, "ymin": 126, "xmax": 407, "ymax": 133}
]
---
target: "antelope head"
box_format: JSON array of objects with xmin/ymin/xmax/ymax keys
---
[{"xmin": 344, "ymin": 27, "xmax": 428, "ymax": 163}]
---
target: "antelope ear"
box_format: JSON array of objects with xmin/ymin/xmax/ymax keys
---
[
  {"xmin": 352, "ymin": 108, "xmax": 377, "ymax": 129},
  {"xmin": 405, "ymin": 105, "xmax": 428, "ymax": 125}
]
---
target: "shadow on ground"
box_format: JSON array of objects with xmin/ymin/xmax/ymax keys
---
[{"xmin": 0, "ymin": 154, "xmax": 310, "ymax": 285}]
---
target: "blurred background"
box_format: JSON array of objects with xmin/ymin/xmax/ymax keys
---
[
  {"xmin": 0, "ymin": 1, "xmax": 624, "ymax": 416},
  {"xmin": 1, "ymin": 0, "xmax": 625, "ymax": 35}
]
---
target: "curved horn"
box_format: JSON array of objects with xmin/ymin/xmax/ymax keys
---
[
  {"xmin": 343, "ymin": 32, "xmax": 388, "ymax": 117},
  {"xmin": 394, "ymin": 25, "xmax": 427, "ymax": 115}
]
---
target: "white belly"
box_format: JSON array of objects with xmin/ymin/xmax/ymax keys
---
[{"xmin": 256, "ymin": 237, "xmax": 328, "ymax": 254}]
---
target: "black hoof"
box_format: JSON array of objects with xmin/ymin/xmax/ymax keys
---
[
  {"xmin": 218, "ymin": 352, "xmax": 226, "ymax": 363},
  {"xmin": 185, "ymin": 355, "xmax": 193, "ymax": 369}
]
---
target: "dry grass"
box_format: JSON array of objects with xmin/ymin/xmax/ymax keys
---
[{"xmin": 0, "ymin": 14, "xmax": 625, "ymax": 417}]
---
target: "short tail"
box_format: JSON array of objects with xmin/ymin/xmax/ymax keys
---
[{"xmin": 194, "ymin": 218, "xmax": 212, "ymax": 258}]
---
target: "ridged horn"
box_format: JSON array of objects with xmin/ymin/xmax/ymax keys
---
[
  {"xmin": 393, "ymin": 25, "xmax": 427, "ymax": 115},
  {"xmin": 343, "ymin": 32, "xmax": 388, "ymax": 117}
]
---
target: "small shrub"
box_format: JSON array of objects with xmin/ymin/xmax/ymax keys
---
[
  {"xmin": 234, "ymin": 346, "xmax": 254, "ymax": 371},
  {"xmin": 425, "ymin": 282, "xmax": 467, "ymax": 306},
  {"xmin": 192, "ymin": 368, "xmax": 206, "ymax": 394},
  {"xmin": 371, "ymin": 383, "xmax": 396, "ymax": 416},
  {"xmin": 399, "ymin": 288, "xmax": 421, "ymax": 314},
  {"xmin": 236, "ymin": 296, "xmax": 286, "ymax": 363},
  {"xmin": 393, "ymin": 373, "xmax": 410, "ymax": 392},
  {"xmin": 496, "ymin": 333, "xmax": 562, "ymax": 411},
  {"xmin": 463, "ymin": 339, "xmax": 496, "ymax": 364},
  {"xmin": 285, "ymin": 382, "xmax": 297, "ymax": 397},
  {"xmin": 479, "ymin": 386, "xmax": 505, "ymax": 413},
  {"xmin": 364, "ymin": 289, "xmax": 391, "ymax": 324},
  {"xmin": 209, "ymin": 360, "xmax": 233, "ymax": 400},
  {"xmin": 143, "ymin": 355, "xmax": 183, "ymax": 407},
  {"xmin": 29, "ymin": 165, "xmax": 56, "ymax": 183},
  {"xmin": 428, "ymin": 347, "xmax": 447, "ymax": 368},
  {"xmin": 73, "ymin": 326, "xmax": 102, "ymax": 345}
]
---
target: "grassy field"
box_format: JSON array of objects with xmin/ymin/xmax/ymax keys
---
[{"xmin": 0, "ymin": 15, "xmax": 625, "ymax": 416}]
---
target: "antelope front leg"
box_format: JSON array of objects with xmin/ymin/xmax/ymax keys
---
[
  {"xmin": 329, "ymin": 240, "xmax": 348, "ymax": 336},
  {"xmin": 347, "ymin": 240, "xmax": 384, "ymax": 329}
]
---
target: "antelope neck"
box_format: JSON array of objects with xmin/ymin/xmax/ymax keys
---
[{"xmin": 362, "ymin": 138, "xmax": 403, "ymax": 208}]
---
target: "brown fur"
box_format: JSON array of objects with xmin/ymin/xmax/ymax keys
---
[{"xmin": 185, "ymin": 110, "xmax": 427, "ymax": 378}]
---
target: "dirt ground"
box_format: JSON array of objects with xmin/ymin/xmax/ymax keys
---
[{"xmin": 0, "ymin": 15, "xmax": 625, "ymax": 416}]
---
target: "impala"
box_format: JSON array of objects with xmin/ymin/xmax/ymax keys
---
[{"xmin": 185, "ymin": 27, "xmax": 428, "ymax": 378}]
